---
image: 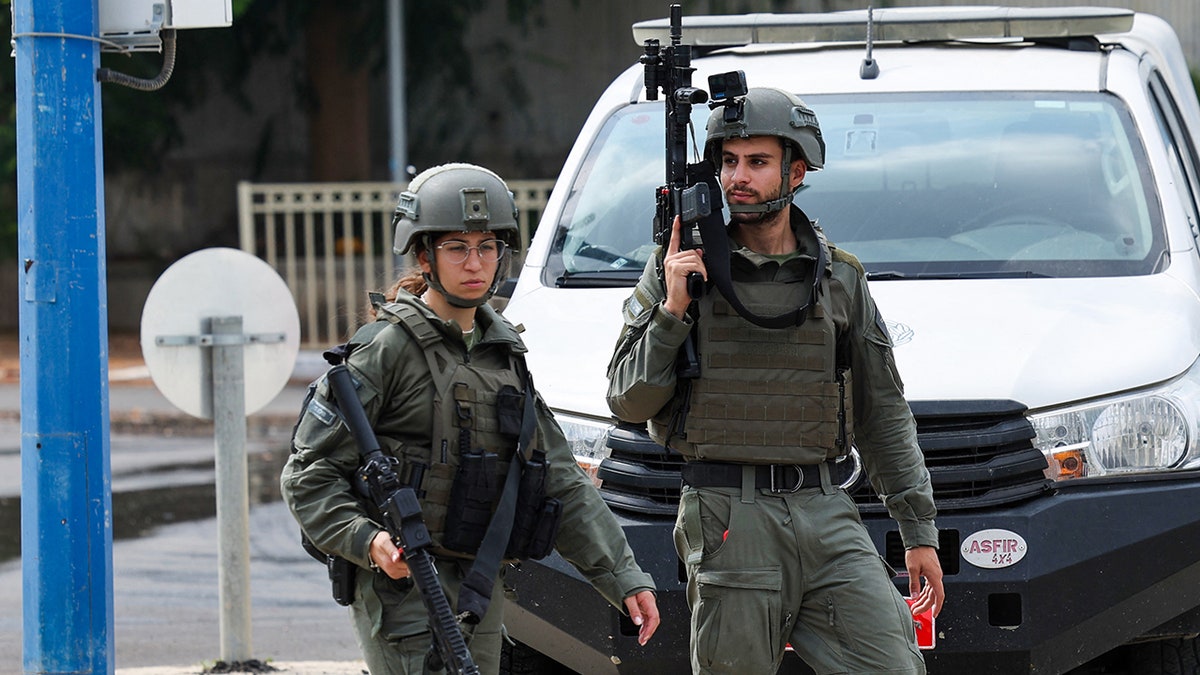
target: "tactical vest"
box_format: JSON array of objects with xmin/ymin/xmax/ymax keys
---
[
  {"xmin": 374, "ymin": 300, "xmax": 537, "ymax": 554},
  {"xmin": 649, "ymin": 271, "xmax": 855, "ymax": 465}
]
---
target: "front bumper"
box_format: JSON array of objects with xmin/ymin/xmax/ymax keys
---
[{"xmin": 504, "ymin": 473, "xmax": 1200, "ymax": 674}]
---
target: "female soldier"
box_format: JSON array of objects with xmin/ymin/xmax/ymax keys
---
[{"xmin": 281, "ymin": 163, "xmax": 659, "ymax": 674}]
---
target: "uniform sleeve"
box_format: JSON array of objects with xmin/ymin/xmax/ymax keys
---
[
  {"xmin": 537, "ymin": 397, "xmax": 656, "ymax": 608},
  {"xmin": 839, "ymin": 267, "xmax": 939, "ymax": 549},
  {"xmin": 606, "ymin": 256, "xmax": 693, "ymax": 423},
  {"xmin": 280, "ymin": 325, "xmax": 428, "ymax": 569}
]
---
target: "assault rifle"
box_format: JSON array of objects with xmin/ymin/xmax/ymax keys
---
[
  {"xmin": 640, "ymin": 3, "xmax": 747, "ymax": 379},
  {"xmin": 326, "ymin": 362, "xmax": 480, "ymax": 675}
]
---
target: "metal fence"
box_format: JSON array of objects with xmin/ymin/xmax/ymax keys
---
[{"xmin": 237, "ymin": 180, "xmax": 554, "ymax": 348}]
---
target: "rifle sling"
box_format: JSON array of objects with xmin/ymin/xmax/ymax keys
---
[{"xmin": 695, "ymin": 201, "xmax": 825, "ymax": 329}]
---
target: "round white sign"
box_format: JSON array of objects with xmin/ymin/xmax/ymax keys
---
[
  {"xmin": 140, "ymin": 248, "xmax": 300, "ymax": 418},
  {"xmin": 961, "ymin": 528, "xmax": 1028, "ymax": 569}
]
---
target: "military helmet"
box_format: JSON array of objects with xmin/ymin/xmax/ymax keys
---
[
  {"xmin": 705, "ymin": 87, "xmax": 826, "ymax": 170},
  {"xmin": 392, "ymin": 163, "xmax": 521, "ymax": 256}
]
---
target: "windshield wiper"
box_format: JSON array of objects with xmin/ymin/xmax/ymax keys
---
[
  {"xmin": 865, "ymin": 270, "xmax": 910, "ymax": 280},
  {"xmin": 866, "ymin": 270, "xmax": 1054, "ymax": 280},
  {"xmin": 555, "ymin": 270, "xmax": 641, "ymax": 288}
]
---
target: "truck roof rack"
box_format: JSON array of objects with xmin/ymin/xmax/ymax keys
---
[{"xmin": 631, "ymin": 6, "xmax": 1135, "ymax": 47}]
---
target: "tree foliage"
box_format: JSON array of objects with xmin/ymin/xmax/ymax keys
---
[{"xmin": 0, "ymin": 0, "xmax": 549, "ymax": 259}]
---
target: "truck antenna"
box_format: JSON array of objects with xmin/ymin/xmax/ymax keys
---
[{"xmin": 860, "ymin": 4, "xmax": 880, "ymax": 79}]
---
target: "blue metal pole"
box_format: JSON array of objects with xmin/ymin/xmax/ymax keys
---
[{"xmin": 14, "ymin": 0, "xmax": 113, "ymax": 671}]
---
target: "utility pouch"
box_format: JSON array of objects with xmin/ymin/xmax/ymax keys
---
[
  {"xmin": 523, "ymin": 497, "xmax": 562, "ymax": 561},
  {"xmin": 496, "ymin": 385, "xmax": 524, "ymax": 439},
  {"xmin": 505, "ymin": 454, "xmax": 563, "ymax": 560},
  {"xmin": 301, "ymin": 533, "xmax": 356, "ymax": 606},
  {"xmin": 441, "ymin": 448, "xmax": 498, "ymax": 553},
  {"xmin": 327, "ymin": 554, "xmax": 356, "ymax": 606}
]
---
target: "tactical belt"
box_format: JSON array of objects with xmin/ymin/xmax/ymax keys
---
[{"xmin": 681, "ymin": 460, "xmax": 847, "ymax": 493}]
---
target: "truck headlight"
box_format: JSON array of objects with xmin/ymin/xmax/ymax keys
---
[
  {"xmin": 1030, "ymin": 360, "xmax": 1200, "ymax": 480},
  {"xmin": 555, "ymin": 412, "xmax": 613, "ymax": 487}
]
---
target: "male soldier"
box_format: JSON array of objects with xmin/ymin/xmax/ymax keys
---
[{"xmin": 607, "ymin": 88, "xmax": 944, "ymax": 674}]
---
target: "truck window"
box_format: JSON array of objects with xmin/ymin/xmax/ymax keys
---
[{"xmin": 544, "ymin": 92, "xmax": 1164, "ymax": 284}]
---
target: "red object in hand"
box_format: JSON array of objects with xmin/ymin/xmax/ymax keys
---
[{"xmin": 904, "ymin": 596, "xmax": 936, "ymax": 650}]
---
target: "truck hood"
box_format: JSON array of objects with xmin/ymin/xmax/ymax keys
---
[
  {"xmin": 504, "ymin": 274, "xmax": 1200, "ymax": 420},
  {"xmin": 872, "ymin": 275, "xmax": 1200, "ymax": 409}
]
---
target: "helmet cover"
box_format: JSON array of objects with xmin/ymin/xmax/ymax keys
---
[
  {"xmin": 392, "ymin": 163, "xmax": 521, "ymax": 256},
  {"xmin": 705, "ymin": 87, "xmax": 825, "ymax": 170}
]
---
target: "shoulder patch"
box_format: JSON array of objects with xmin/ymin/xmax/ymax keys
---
[
  {"xmin": 306, "ymin": 398, "xmax": 338, "ymax": 427},
  {"xmin": 830, "ymin": 245, "xmax": 866, "ymax": 277}
]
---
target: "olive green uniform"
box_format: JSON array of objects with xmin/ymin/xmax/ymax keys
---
[
  {"xmin": 283, "ymin": 290, "xmax": 655, "ymax": 675},
  {"xmin": 607, "ymin": 207, "xmax": 936, "ymax": 675}
]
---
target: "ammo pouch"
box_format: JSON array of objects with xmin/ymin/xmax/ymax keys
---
[
  {"xmin": 441, "ymin": 383, "xmax": 562, "ymax": 560},
  {"xmin": 499, "ymin": 383, "xmax": 561, "ymax": 559},
  {"xmin": 441, "ymin": 448, "xmax": 499, "ymax": 554},
  {"xmin": 301, "ymin": 533, "xmax": 356, "ymax": 606},
  {"xmin": 506, "ymin": 451, "xmax": 562, "ymax": 561},
  {"xmin": 440, "ymin": 446, "xmax": 562, "ymax": 559}
]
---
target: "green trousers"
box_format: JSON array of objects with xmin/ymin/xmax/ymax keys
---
[
  {"xmin": 674, "ymin": 476, "xmax": 925, "ymax": 675},
  {"xmin": 349, "ymin": 558, "xmax": 505, "ymax": 675}
]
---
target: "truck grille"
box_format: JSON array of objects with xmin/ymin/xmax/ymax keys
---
[{"xmin": 598, "ymin": 399, "xmax": 1052, "ymax": 515}]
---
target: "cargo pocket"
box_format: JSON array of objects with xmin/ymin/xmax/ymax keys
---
[
  {"xmin": 374, "ymin": 573, "xmax": 424, "ymax": 642},
  {"xmin": 823, "ymin": 554, "xmax": 923, "ymax": 671},
  {"xmin": 694, "ymin": 567, "xmax": 783, "ymax": 674},
  {"xmin": 389, "ymin": 632, "xmax": 437, "ymax": 673}
]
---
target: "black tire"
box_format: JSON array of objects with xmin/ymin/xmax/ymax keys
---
[
  {"xmin": 499, "ymin": 639, "xmax": 577, "ymax": 675},
  {"xmin": 1127, "ymin": 636, "xmax": 1200, "ymax": 675}
]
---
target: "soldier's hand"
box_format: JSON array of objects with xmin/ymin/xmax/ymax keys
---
[
  {"xmin": 905, "ymin": 545, "xmax": 944, "ymax": 618},
  {"xmin": 623, "ymin": 590, "xmax": 661, "ymax": 646},
  {"xmin": 661, "ymin": 215, "xmax": 706, "ymax": 320},
  {"xmin": 370, "ymin": 529, "xmax": 411, "ymax": 580}
]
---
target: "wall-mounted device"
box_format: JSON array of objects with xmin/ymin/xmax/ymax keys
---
[{"xmin": 99, "ymin": 0, "xmax": 231, "ymax": 52}]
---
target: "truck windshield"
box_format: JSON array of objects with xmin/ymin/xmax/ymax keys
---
[{"xmin": 546, "ymin": 92, "xmax": 1164, "ymax": 286}]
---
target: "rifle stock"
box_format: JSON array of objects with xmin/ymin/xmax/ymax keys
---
[{"xmin": 327, "ymin": 363, "xmax": 481, "ymax": 675}]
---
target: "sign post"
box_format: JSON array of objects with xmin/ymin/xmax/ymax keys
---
[
  {"xmin": 210, "ymin": 315, "xmax": 253, "ymax": 660},
  {"xmin": 141, "ymin": 248, "xmax": 299, "ymax": 663}
]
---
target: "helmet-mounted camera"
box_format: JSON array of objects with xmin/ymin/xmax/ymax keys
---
[{"xmin": 708, "ymin": 70, "xmax": 749, "ymax": 127}]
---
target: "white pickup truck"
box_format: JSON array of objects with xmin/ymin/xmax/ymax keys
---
[{"xmin": 501, "ymin": 7, "xmax": 1200, "ymax": 674}]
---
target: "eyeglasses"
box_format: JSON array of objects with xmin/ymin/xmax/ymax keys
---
[{"xmin": 434, "ymin": 239, "xmax": 507, "ymax": 264}]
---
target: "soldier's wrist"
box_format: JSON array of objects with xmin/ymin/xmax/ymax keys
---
[{"xmin": 659, "ymin": 299, "xmax": 690, "ymax": 322}]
